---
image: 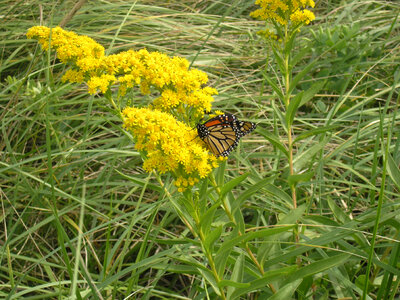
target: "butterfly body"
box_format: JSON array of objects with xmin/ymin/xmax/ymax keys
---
[{"xmin": 197, "ymin": 113, "xmax": 256, "ymax": 157}]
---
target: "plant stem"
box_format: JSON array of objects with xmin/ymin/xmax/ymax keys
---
[
  {"xmin": 106, "ymin": 94, "xmax": 124, "ymax": 120},
  {"xmin": 288, "ymin": 128, "xmax": 297, "ymax": 209},
  {"xmin": 198, "ymin": 228, "xmax": 227, "ymax": 300},
  {"xmin": 156, "ymin": 174, "xmax": 227, "ymax": 299},
  {"xmin": 283, "ymin": 25, "xmax": 297, "ymax": 209},
  {"xmin": 192, "ymin": 197, "xmax": 227, "ymax": 299},
  {"xmin": 209, "ymin": 176, "xmax": 268, "ymax": 277}
]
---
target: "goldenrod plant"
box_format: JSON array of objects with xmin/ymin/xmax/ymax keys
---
[{"xmin": 27, "ymin": 25, "xmax": 266, "ymax": 299}]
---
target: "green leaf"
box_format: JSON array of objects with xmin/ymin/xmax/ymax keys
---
[
  {"xmin": 230, "ymin": 266, "xmax": 297, "ymax": 299},
  {"xmin": 272, "ymin": 100, "xmax": 288, "ymax": 131},
  {"xmin": 236, "ymin": 177, "xmax": 272, "ymax": 207},
  {"xmin": 289, "ymin": 59, "xmax": 318, "ymax": 94},
  {"xmin": 285, "ymin": 31, "xmax": 297, "ymax": 54},
  {"xmin": 300, "ymin": 80, "xmax": 326, "ymax": 107},
  {"xmin": 220, "ymin": 172, "xmax": 249, "ymax": 200},
  {"xmin": 283, "ymin": 253, "xmax": 351, "ymax": 285},
  {"xmin": 197, "ymin": 268, "xmax": 221, "ymax": 296},
  {"xmin": 272, "ymin": 46, "xmax": 286, "ymax": 80},
  {"xmin": 291, "ymin": 46, "xmax": 311, "ymax": 68},
  {"xmin": 258, "ymin": 205, "xmax": 306, "ymax": 264},
  {"xmin": 287, "ymin": 171, "xmax": 314, "ymax": 187},
  {"xmin": 220, "ymin": 280, "xmax": 249, "ymax": 289},
  {"xmin": 294, "ymin": 124, "xmax": 338, "ymax": 143},
  {"xmin": 215, "ymin": 231, "xmax": 234, "ymax": 276},
  {"xmin": 268, "ymin": 279, "xmax": 302, "ymax": 300},
  {"xmin": 216, "ymin": 159, "xmax": 227, "ymax": 186},
  {"xmin": 286, "ymin": 91, "xmax": 303, "ymax": 126},
  {"xmin": 204, "ymin": 225, "xmax": 222, "ymax": 252},
  {"xmin": 293, "ymin": 137, "xmax": 329, "ymax": 172},
  {"xmin": 303, "ymin": 215, "xmax": 340, "ymax": 227},
  {"xmin": 262, "ymin": 72, "xmax": 284, "ymax": 101},
  {"xmin": 327, "ymin": 197, "xmax": 351, "ymax": 224},
  {"xmin": 257, "ymin": 128, "xmax": 288, "ymax": 157},
  {"xmin": 200, "ymin": 202, "xmax": 220, "ymax": 234},
  {"xmin": 115, "ymin": 170, "xmax": 162, "ymax": 192},
  {"xmin": 198, "ymin": 178, "xmax": 209, "ymax": 216},
  {"xmin": 264, "ymin": 183, "xmax": 293, "ymax": 208},
  {"xmin": 386, "ymin": 153, "xmax": 400, "ymax": 191},
  {"xmin": 216, "ymin": 226, "xmax": 295, "ymax": 259},
  {"xmin": 279, "ymin": 204, "xmax": 306, "ymax": 224},
  {"xmin": 226, "ymin": 253, "xmax": 245, "ymax": 298}
]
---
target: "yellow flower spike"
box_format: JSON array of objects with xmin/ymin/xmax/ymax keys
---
[
  {"xmin": 27, "ymin": 26, "xmax": 105, "ymax": 63},
  {"xmin": 27, "ymin": 26, "xmax": 217, "ymax": 106},
  {"xmin": 61, "ymin": 69, "xmax": 85, "ymax": 84},
  {"xmin": 122, "ymin": 107, "xmax": 219, "ymax": 183},
  {"xmin": 250, "ymin": 0, "xmax": 315, "ymax": 26},
  {"xmin": 290, "ymin": 9, "xmax": 315, "ymax": 25},
  {"xmin": 87, "ymin": 74, "xmax": 117, "ymax": 94}
]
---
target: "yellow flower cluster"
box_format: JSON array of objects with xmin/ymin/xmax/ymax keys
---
[
  {"xmin": 289, "ymin": 8, "xmax": 315, "ymax": 25},
  {"xmin": 26, "ymin": 26, "xmax": 216, "ymax": 117},
  {"xmin": 123, "ymin": 107, "xmax": 221, "ymax": 191},
  {"xmin": 26, "ymin": 26, "xmax": 105, "ymax": 63},
  {"xmin": 27, "ymin": 26, "xmax": 221, "ymax": 192},
  {"xmin": 250, "ymin": 0, "xmax": 315, "ymax": 26}
]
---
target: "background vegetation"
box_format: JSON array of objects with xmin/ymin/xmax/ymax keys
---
[{"xmin": 1, "ymin": 0, "xmax": 399, "ymax": 299}]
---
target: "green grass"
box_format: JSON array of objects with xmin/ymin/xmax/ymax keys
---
[{"xmin": 1, "ymin": 0, "xmax": 400, "ymax": 299}]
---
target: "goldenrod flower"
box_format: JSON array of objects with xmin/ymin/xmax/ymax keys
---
[
  {"xmin": 62, "ymin": 69, "xmax": 85, "ymax": 83},
  {"xmin": 122, "ymin": 107, "xmax": 221, "ymax": 189},
  {"xmin": 250, "ymin": 0, "xmax": 315, "ymax": 26},
  {"xmin": 27, "ymin": 26, "xmax": 104, "ymax": 63},
  {"xmin": 87, "ymin": 74, "xmax": 117, "ymax": 94},
  {"xmin": 290, "ymin": 9, "xmax": 315, "ymax": 25},
  {"xmin": 27, "ymin": 26, "xmax": 216, "ymax": 117}
]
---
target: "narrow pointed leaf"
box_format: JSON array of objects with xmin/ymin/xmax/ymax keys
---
[
  {"xmin": 220, "ymin": 172, "xmax": 249, "ymax": 200},
  {"xmin": 204, "ymin": 225, "xmax": 223, "ymax": 252},
  {"xmin": 294, "ymin": 124, "xmax": 338, "ymax": 143},
  {"xmin": 257, "ymin": 128, "xmax": 288, "ymax": 157},
  {"xmin": 288, "ymin": 171, "xmax": 314, "ymax": 187},
  {"xmin": 286, "ymin": 91, "xmax": 303, "ymax": 126},
  {"xmin": 300, "ymin": 80, "xmax": 326, "ymax": 107},
  {"xmin": 293, "ymin": 137, "xmax": 329, "ymax": 172},
  {"xmin": 289, "ymin": 59, "xmax": 318, "ymax": 94},
  {"xmin": 386, "ymin": 153, "xmax": 400, "ymax": 191},
  {"xmin": 226, "ymin": 253, "xmax": 245, "ymax": 298},
  {"xmin": 262, "ymin": 72, "xmax": 284, "ymax": 101},
  {"xmin": 268, "ymin": 279, "xmax": 302, "ymax": 300}
]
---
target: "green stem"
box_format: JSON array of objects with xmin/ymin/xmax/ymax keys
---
[
  {"xmin": 191, "ymin": 195, "xmax": 227, "ymax": 299},
  {"xmin": 288, "ymin": 127, "xmax": 297, "ymax": 209},
  {"xmin": 106, "ymin": 94, "xmax": 124, "ymax": 120},
  {"xmin": 156, "ymin": 174, "xmax": 226, "ymax": 299},
  {"xmin": 209, "ymin": 176, "xmax": 267, "ymax": 277},
  {"xmin": 198, "ymin": 228, "xmax": 227, "ymax": 300},
  {"xmin": 283, "ymin": 27, "xmax": 297, "ymax": 210}
]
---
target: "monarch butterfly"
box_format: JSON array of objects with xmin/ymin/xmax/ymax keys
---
[{"xmin": 196, "ymin": 113, "xmax": 256, "ymax": 157}]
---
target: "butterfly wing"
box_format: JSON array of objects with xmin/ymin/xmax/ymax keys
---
[
  {"xmin": 235, "ymin": 120, "xmax": 257, "ymax": 137},
  {"xmin": 197, "ymin": 113, "xmax": 256, "ymax": 157},
  {"xmin": 202, "ymin": 124, "xmax": 239, "ymax": 157}
]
